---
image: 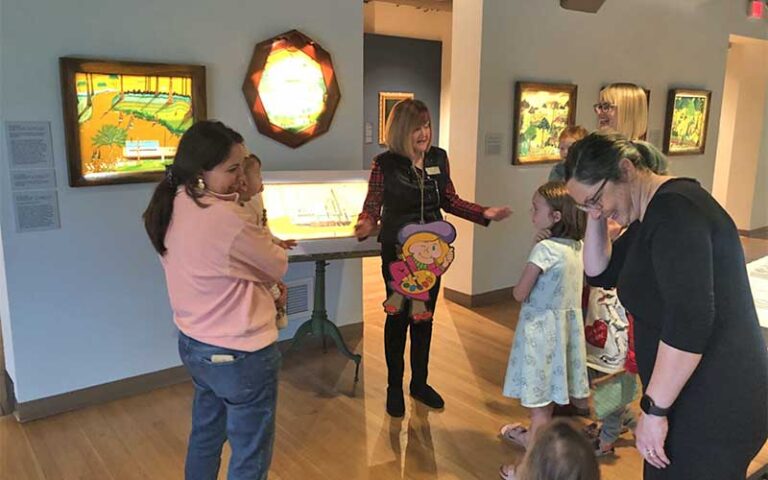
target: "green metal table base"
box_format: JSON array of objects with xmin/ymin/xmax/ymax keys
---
[{"xmin": 289, "ymin": 260, "xmax": 362, "ymax": 382}]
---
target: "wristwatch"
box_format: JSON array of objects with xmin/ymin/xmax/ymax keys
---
[{"xmin": 640, "ymin": 394, "xmax": 671, "ymax": 417}]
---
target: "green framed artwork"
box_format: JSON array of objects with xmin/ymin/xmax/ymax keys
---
[
  {"xmin": 513, "ymin": 82, "xmax": 577, "ymax": 165},
  {"xmin": 60, "ymin": 57, "xmax": 206, "ymax": 187},
  {"xmin": 663, "ymin": 89, "xmax": 711, "ymax": 156}
]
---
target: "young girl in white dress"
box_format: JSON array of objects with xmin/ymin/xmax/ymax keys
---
[{"xmin": 499, "ymin": 181, "xmax": 590, "ymax": 480}]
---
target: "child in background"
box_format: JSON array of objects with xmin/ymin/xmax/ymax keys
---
[
  {"xmin": 501, "ymin": 419, "xmax": 600, "ymax": 480},
  {"xmin": 240, "ymin": 153, "xmax": 297, "ymax": 328},
  {"xmin": 499, "ymin": 182, "xmax": 590, "ymax": 477},
  {"xmin": 549, "ymin": 126, "xmax": 588, "ymax": 182}
]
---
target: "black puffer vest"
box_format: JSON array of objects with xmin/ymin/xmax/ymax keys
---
[{"xmin": 376, "ymin": 146, "xmax": 450, "ymax": 245}]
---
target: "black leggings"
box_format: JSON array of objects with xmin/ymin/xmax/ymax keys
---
[{"xmin": 381, "ymin": 243, "xmax": 441, "ymax": 390}]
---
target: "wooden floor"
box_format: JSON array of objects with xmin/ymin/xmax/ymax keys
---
[{"xmin": 1, "ymin": 239, "xmax": 767, "ymax": 480}]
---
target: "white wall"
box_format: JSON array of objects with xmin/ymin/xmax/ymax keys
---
[
  {"xmin": 752, "ymin": 92, "xmax": 768, "ymax": 230},
  {"xmin": 446, "ymin": 0, "xmax": 768, "ymax": 295},
  {"xmin": 0, "ymin": 0, "xmax": 363, "ymax": 402},
  {"xmin": 712, "ymin": 38, "xmax": 768, "ymax": 230},
  {"xmin": 442, "ymin": 0, "xmax": 484, "ymax": 294},
  {"xmin": 364, "ymin": 2, "xmax": 452, "ymax": 149}
]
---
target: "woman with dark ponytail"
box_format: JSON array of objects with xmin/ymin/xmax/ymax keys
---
[
  {"xmin": 143, "ymin": 120, "xmax": 288, "ymax": 480},
  {"xmin": 565, "ymin": 132, "xmax": 767, "ymax": 480}
]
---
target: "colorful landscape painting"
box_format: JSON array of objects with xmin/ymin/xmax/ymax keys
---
[
  {"xmin": 513, "ymin": 83, "xmax": 577, "ymax": 164},
  {"xmin": 76, "ymin": 73, "xmax": 192, "ymax": 177},
  {"xmin": 664, "ymin": 89, "xmax": 711, "ymax": 155},
  {"xmin": 60, "ymin": 58, "xmax": 206, "ymax": 186}
]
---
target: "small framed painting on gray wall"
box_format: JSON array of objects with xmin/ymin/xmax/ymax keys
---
[{"xmin": 378, "ymin": 92, "xmax": 414, "ymax": 145}]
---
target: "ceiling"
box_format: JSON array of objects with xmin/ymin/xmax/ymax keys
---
[{"xmin": 364, "ymin": 0, "xmax": 452, "ymax": 12}]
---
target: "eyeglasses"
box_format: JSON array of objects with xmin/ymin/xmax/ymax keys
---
[
  {"xmin": 574, "ymin": 178, "xmax": 609, "ymax": 212},
  {"xmin": 593, "ymin": 102, "xmax": 616, "ymax": 114}
]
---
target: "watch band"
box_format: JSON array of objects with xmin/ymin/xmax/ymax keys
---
[{"xmin": 641, "ymin": 394, "xmax": 671, "ymax": 417}]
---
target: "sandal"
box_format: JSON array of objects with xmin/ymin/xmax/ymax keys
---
[
  {"xmin": 499, "ymin": 464, "xmax": 518, "ymax": 480},
  {"xmin": 499, "ymin": 423, "xmax": 529, "ymax": 449},
  {"xmin": 582, "ymin": 422, "xmax": 600, "ymax": 440}
]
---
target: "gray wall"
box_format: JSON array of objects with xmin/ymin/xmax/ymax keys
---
[{"xmin": 364, "ymin": 34, "xmax": 442, "ymax": 168}]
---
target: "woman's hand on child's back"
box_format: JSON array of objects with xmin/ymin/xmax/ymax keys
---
[{"xmin": 278, "ymin": 239, "xmax": 297, "ymax": 250}]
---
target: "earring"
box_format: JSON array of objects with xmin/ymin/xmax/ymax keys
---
[{"xmin": 196, "ymin": 177, "xmax": 206, "ymax": 191}]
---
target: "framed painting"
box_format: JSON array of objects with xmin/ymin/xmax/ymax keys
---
[
  {"xmin": 513, "ymin": 82, "xmax": 577, "ymax": 165},
  {"xmin": 60, "ymin": 57, "xmax": 206, "ymax": 187},
  {"xmin": 378, "ymin": 92, "xmax": 414, "ymax": 145},
  {"xmin": 663, "ymin": 89, "xmax": 711, "ymax": 156}
]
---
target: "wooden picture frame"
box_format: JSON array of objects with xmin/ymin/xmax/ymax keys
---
[
  {"xmin": 513, "ymin": 82, "xmax": 577, "ymax": 165},
  {"xmin": 59, "ymin": 57, "xmax": 206, "ymax": 187},
  {"xmin": 663, "ymin": 88, "xmax": 711, "ymax": 156},
  {"xmin": 378, "ymin": 92, "xmax": 414, "ymax": 145}
]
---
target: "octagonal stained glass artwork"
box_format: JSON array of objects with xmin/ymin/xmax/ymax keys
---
[{"xmin": 243, "ymin": 30, "xmax": 341, "ymax": 148}]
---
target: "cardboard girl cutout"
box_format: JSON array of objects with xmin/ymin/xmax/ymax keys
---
[{"xmin": 383, "ymin": 221, "xmax": 456, "ymax": 321}]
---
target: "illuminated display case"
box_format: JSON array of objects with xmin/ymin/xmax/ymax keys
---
[{"xmin": 262, "ymin": 171, "xmax": 379, "ymax": 257}]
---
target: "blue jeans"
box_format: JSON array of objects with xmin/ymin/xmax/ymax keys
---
[{"xmin": 178, "ymin": 333, "xmax": 281, "ymax": 480}]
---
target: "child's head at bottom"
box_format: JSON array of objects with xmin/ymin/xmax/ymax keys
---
[
  {"xmin": 517, "ymin": 419, "xmax": 600, "ymax": 480},
  {"xmin": 531, "ymin": 181, "xmax": 585, "ymax": 240},
  {"xmin": 240, "ymin": 152, "xmax": 263, "ymax": 202}
]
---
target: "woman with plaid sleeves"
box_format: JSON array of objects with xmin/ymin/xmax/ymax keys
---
[{"xmin": 354, "ymin": 99, "xmax": 511, "ymax": 417}]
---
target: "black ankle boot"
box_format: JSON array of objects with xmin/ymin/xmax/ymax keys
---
[
  {"xmin": 410, "ymin": 384, "xmax": 444, "ymax": 409},
  {"xmin": 386, "ymin": 387, "xmax": 405, "ymax": 417}
]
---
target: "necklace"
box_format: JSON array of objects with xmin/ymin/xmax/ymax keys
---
[{"xmin": 411, "ymin": 163, "xmax": 425, "ymax": 224}]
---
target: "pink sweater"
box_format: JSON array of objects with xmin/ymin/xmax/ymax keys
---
[{"xmin": 161, "ymin": 190, "xmax": 288, "ymax": 351}]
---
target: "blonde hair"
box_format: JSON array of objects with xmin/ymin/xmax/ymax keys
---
[
  {"xmin": 401, "ymin": 232, "xmax": 450, "ymax": 265},
  {"xmin": 518, "ymin": 419, "xmax": 600, "ymax": 480},
  {"xmin": 600, "ymin": 83, "xmax": 648, "ymax": 140},
  {"xmin": 385, "ymin": 99, "xmax": 431, "ymax": 159},
  {"xmin": 559, "ymin": 125, "xmax": 588, "ymax": 143}
]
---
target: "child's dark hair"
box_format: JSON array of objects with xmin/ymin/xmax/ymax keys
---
[
  {"xmin": 518, "ymin": 419, "xmax": 600, "ymax": 480},
  {"xmin": 142, "ymin": 120, "xmax": 243, "ymax": 255},
  {"xmin": 537, "ymin": 181, "xmax": 585, "ymax": 241},
  {"xmin": 564, "ymin": 132, "xmax": 668, "ymax": 186}
]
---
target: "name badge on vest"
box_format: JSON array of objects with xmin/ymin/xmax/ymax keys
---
[{"xmin": 425, "ymin": 166, "xmax": 441, "ymax": 176}]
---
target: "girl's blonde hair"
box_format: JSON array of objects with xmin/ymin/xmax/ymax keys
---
[
  {"xmin": 537, "ymin": 181, "xmax": 585, "ymax": 241},
  {"xmin": 402, "ymin": 232, "xmax": 450, "ymax": 265},
  {"xmin": 385, "ymin": 99, "xmax": 431, "ymax": 159},
  {"xmin": 600, "ymin": 83, "xmax": 648, "ymax": 140},
  {"xmin": 518, "ymin": 419, "xmax": 600, "ymax": 480}
]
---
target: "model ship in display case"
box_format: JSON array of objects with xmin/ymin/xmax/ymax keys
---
[{"xmin": 261, "ymin": 171, "xmax": 380, "ymax": 256}]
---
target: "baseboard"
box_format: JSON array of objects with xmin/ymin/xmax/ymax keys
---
[
  {"xmin": 443, "ymin": 286, "xmax": 513, "ymax": 308},
  {"xmin": 12, "ymin": 323, "xmax": 364, "ymax": 423},
  {"xmin": 740, "ymin": 226, "xmax": 768, "ymax": 239},
  {"xmin": 15, "ymin": 365, "xmax": 190, "ymax": 423}
]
